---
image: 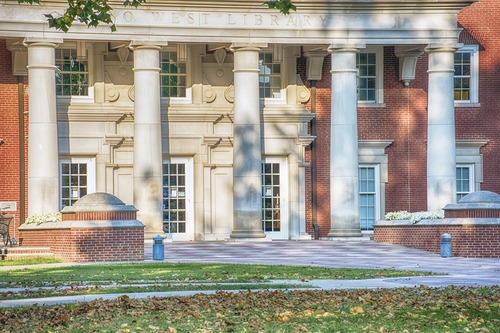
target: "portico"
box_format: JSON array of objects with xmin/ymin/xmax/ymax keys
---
[{"xmin": 0, "ymin": 0, "xmax": 476, "ymax": 240}]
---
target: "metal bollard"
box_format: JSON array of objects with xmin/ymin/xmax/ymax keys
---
[
  {"xmin": 153, "ymin": 235, "xmax": 165, "ymax": 260},
  {"xmin": 440, "ymin": 233, "xmax": 452, "ymax": 258}
]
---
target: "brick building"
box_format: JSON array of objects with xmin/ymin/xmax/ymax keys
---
[{"xmin": 0, "ymin": 0, "xmax": 498, "ymax": 241}]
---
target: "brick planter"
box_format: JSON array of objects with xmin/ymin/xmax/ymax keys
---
[
  {"xmin": 374, "ymin": 191, "xmax": 500, "ymax": 258},
  {"xmin": 19, "ymin": 193, "xmax": 145, "ymax": 262},
  {"xmin": 374, "ymin": 219, "xmax": 500, "ymax": 258}
]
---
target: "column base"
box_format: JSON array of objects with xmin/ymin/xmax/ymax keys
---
[
  {"xmin": 292, "ymin": 232, "xmax": 312, "ymax": 240},
  {"xmin": 230, "ymin": 229, "xmax": 267, "ymax": 239},
  {"xmin": 327, "ymin": 229, "xmax": 363, "ymax": 238},
  {"xmin": 144, "ymin": 230, "xmax": 168, "ymax": 240}
]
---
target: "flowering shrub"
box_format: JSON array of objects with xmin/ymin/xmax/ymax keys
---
[
  {"xmin": 384, "ymin": 210, "xmax": 444, "ymax": 224},
  {"xmin": 25, "ymin": 212, "xmax": 62, "ymax": 225}
]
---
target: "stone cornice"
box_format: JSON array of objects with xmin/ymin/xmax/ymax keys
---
[
  {"xmin": 13, "ymin": 1, "xmax": 478, "ymax": 11},
  {"xmin": 57, "ymin": 105, "xmax": 134, "ymax": 122},
  {"xmin": 0, "ymin": 1, "xmax": 472, "ymax": 45}
]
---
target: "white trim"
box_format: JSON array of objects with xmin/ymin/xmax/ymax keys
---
[
  {"xmin": 262, "ymin": 157, "xmax": 289, "ymax": 240},
  {"xmin": 357, "ymin": 45, "xmax": 384, "ymax": 105},
  {"xmin": 358, "ymin": 164, "xmax": 381, "ymax": 230},
  {"xmin": 456, "ymin": 164, "xmax": 475, "ymax": 200},
  {"xmin": 358, "ymin": 140, "xmax": 392, "ymax": 223},
  {"xmin": 456, "ymin": 139, "xmax": 487, "ymax": 193},
  {"xmin": 162, "ymin": 157, "xmax": 194, "ymax": 241},
  {"xmin": 59, "ymin": 157, "xmax": 96, "ymax": 209},
  {"xmin": 454, "ymin": 44, "xmax": 479, "ymax": 105}
]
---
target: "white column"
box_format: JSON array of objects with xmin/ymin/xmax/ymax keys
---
[
  {"xmin": 230, "ymin": 44, "xmax": 266, "ymax": 239},
  {"xmin": 426, "ymin": 45, "xmax": 459, "ymax": 211},
  {"xmin": 130, "ymin": 41, "xmax": 166, "ymax": 236},
  {"xmin": 24, "ymin": 38, "xmax": 63, "ymax": 216},
  {"xmin": 328, "ymin": 45, "xmax": 363, "ymax": 237}
]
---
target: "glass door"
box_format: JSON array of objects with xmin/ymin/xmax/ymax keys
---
[
  {"xmin": 162, "ymin": 158, "xmax": 194, "ymax": 241},
  {"xmin": 262, "ymin": 158, "xmax": 288, "ymax": 239}
]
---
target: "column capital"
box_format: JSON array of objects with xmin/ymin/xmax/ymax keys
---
[
  {"xmin": 23, "ymin": 37, "xmax": 63, "ymax": 48},
  {"xmin": 129, "ymin": 40, "xmax": 168, "ymax": 51},
  {"xmin": 327, "ymin": 43, "xmax": 365, "ymax": 54},
  {"xmin": 229, "ymin": 43, "xmax": 267, "ymax": 53},
  {"xmin": 425, "ymin": 43, "xmax": 463, "ymax": 53}
]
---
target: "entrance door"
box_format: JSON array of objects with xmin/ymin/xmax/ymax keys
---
[
  {"xmin": 262, "ymin": 158, "xmax": 288, "ymax": 239},
  {"xmin": 162, "ymin": 158, "xmax": 194, "ymax": 241}
]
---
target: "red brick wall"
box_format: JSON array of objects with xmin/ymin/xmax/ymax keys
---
[
  {"xmin": 457, "ymin": 0, "xmax": 500, "ymax": 192},
  {"xmin": 19, "ymin": 227, "xmax": 144, "ymax": 262},
  {"xmin": 62, "ymin": 211, "xmax": 137, "ymax": 221},
  {"xmin": 0, "ymin": 39, "xmax": 28, "ymax": 239},
  {"xmin": 300, "ymin": 0, "xmax": 500, "ymax": 237},
  {"xmin": 374, "ymin": 224, "xmax": 500, "ymax": 258}
]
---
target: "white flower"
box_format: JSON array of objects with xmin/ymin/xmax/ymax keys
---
[
  {"xmin": 25, "ymin": 212, "xmax": 62, "ymax": 225},
  {"xmin": 384, "ymin": 210, "xmax": 444, "ymax": 224}
]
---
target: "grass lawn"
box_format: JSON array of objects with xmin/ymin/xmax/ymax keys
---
[
  {"xmin": 1, "ymin": 286, "xmax": 498, "ymax": 332},
  {"xmin": 0, "ymin": 262, "xmax": 434, "ymax": 287},
  {"xmin": 0, "ymin": 262, "xmax": 436, "ymax": 300},
  {"xmin": 0, "ymin": 257, "xmax": 63, "ymax": 267}
]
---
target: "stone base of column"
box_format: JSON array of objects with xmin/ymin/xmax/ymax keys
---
[
  {"xmin": 230, "ymin": 229, "xmax": 267, "ymax": 239},
  {"xmin": 327, "ymin": 228, "xmax": 363, "ymax": 238},
  {"xmin": 144, "ymin": 230, "xmax": 167, "ymax": 240},
  {"xmin": 293, "ymin": 232, "xmax": 312, "ymax": 240},
  {"xmin": 138, "ymin": 211, "xmax": 164, "ymax": 240}
]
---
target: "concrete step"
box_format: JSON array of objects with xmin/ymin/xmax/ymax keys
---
[{"xmin": 0, "ymin": 247, "xmax": 55, "ymax": 260}]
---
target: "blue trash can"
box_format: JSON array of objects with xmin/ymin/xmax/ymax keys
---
[
  {"xmin": 440, "ymin": 233, "xmax": 452, "ymax": 258},
  {"xmin": 153, "ymin": 235, "xmax": 165, "ymax": 260}
]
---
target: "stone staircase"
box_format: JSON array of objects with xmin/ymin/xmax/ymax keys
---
[{"xmin": 0, "ymin": 246, "xmax": 55, "ymax": 261}]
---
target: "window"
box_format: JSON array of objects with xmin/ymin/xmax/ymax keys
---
[
  {"xmin": 359, "ymin": 166, "xmax": 378, "ymax": 231},
  {"xmin": 162, "ymin": 158, "xmax": 194, "ymax": 241},
  {"xmin": 160, "ymin": 51, "xmax": 187, "ymax": 98},
  {"xmin": 455, "ymin": 140, "xmax": 487, "ymax": 202},
  {"xmin": 60, "ymin": 158, "xmax": 95, "ymax": 209},
  {"xmin": 357, "ymin": 53, "xmax": 376, "ymax": 102},
  {"xmin": 358, "ymin": 140, "xmax": 391, "ymax": 230},
  {"xmin": 454, "ymin": 45, "xmax": 479, "ymax": 104},
  {"xmin": 262, "ymin": 162, "xmax": 281, "ymax": 233},
  {"xmin": 162, "ymin": 162, "xmax": 187, "ymax": 233},
  {"xmin": 261, "ymin": 157, "xmax": 288, "ymax": 239},
  {"xmin": 456, "ymin": 165, "xmax": 474, "ymax": 201},
  {"xmin": 259, "ymin": 51, "xmax": 281, "ymax": 98},
  {"xmin": 356, "ymin": 46, "xmax": 383, "ymax": 104},
  {"xmin": 55, "ymin": 49, "xmax": 88, "ymax": 96}
]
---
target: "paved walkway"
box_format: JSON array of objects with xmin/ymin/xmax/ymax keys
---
[{"xmin": 1, "ymin": 240, "xmax": 499, "ymax": 308}]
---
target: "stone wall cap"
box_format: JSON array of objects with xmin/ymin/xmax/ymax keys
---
[
  {"xmin": 444, "ymin": 191, "xmax": 500, "ymax": 210},
  {"xmin": 61, "ymin": 192, "xmax": 138, "ymax": 213},
  {"xmin": 375, "ymin": 218, "xmax": 500, "ymax": 226},
  {"xmin": 20, "ymin": 220, "xmax": 145, "ymax": 230}
]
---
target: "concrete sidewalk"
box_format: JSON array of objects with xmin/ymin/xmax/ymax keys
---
[{"xmin": 1, "ymin": 240, "xmax": 499, "ymax": 308}]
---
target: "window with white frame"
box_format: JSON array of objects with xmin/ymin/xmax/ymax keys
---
[
  {"xmin": 55, "ymin": 49, "xmax": 88, "ymax": 96},
  {"xmin": 162, "ymin": 162, "xmax": 187, "ymax": 233},
  {"xmin": 261, "ymin": 157, "xmax": 288, "ymax": 239},
  {"xmin": 259, "ymin": 50, "xmax": 281, "ymax": 98},
  {"xmin": 60, "ymin": 158, "xmax": 95, "ymax": 209},
  {"xmin": 356, "ymin": 46, "xmax": 384, "ymax": 104},
  {"xmin": 359, "ymin": 166, "xmax": 379, "ymax": 231},
  {"xmin": 262, "ymin": 161, "xmax": 281, "ymax": 233},
  {"xmin": 454, "ymin": 45, "xmax": 479, "ymax": 104},
  {"xmin": 455, "ymin": 140, "xmax": 487, "ymax": 202},
  {"xmin": 162, "ymin": 158, "xmax": 194, "ymax": 240},
  {"xmin": 358, "ymin": 140, "xmax": 392, "ymax": 230},
  {"xmin": 456, "ymin": 164, "xmax": 474, "ymax": 201},
  {"xmin": 160, "ymin": 51, "xmax": 187, "ymax": 98}
]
